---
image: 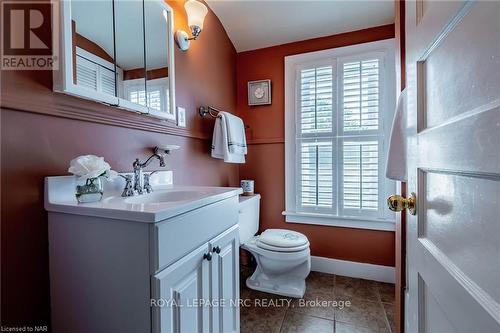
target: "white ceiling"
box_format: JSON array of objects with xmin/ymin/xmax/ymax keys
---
[{"xmin": 205, "ymin": 0, "xmax": 395, "ymax": 52}]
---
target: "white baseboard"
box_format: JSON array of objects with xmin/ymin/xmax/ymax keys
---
[{"xmin": 311, "ymin": 256, "xmax": 395, "ymax": 283}]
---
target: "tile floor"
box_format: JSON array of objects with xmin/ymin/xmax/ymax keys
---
[{"xmin": 240, "ymin": 266, "xmax": 395, "ymax": 333}]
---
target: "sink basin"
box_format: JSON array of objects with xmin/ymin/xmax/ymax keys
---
[
  {"xmin": 45, "ymin": 173, "xmax": 242, "ymax": 223},
  {"xmin": 125, "ymin": 190, "xmax": 210, "ymax": 204}
]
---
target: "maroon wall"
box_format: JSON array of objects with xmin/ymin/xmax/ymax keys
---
[
  {"xmin": 0, "ymin": 1, "xmax": 237, "ymax": 327},
  {"xmin": 236, "ymin": 25, "xmax": 396, "ymax": 266}
]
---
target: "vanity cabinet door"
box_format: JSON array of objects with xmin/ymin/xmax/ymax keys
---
[
  {"xmin": 152, "ymin": 243, "xmax": 211, "ymax": 333},
  {"xmin": 209, "ymin": 226, "xmax": 240, "ymax": 333}
]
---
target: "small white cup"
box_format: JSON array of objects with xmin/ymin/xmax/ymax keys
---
[{"xmin": 240, "ymin": 180, "xmax": 254, "ymax": 196}]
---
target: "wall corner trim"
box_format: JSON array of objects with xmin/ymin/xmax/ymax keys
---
[{"xmin": 311, "ymin": 256, "xmax": 395, "ymax": 283}]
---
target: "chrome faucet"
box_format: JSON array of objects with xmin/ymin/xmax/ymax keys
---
[
  {"xmin": 121, "ymin": 146, "xmax": 177, "ymax": 197},
  {"xmin": 132, "ymin": 151, "xmax": 166, "ymax": 195}
]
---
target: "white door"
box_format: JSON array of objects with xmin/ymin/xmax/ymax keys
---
[
  {"xmin": 152, "ymin": 243, "xmax": 211, "ymax": 333},
  {"xmin": 405, "ymin": 0, "xmax": 500, "ymax": 332},
  {"xmin": 209, "ymin": 226, "xmax": 240, "ymax": 333}
]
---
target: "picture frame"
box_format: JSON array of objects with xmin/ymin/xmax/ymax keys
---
[{"xmin": 248, "ymin": 79, "xmax": 271, "ymax": 106}]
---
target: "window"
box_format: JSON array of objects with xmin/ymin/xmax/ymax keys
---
[
  {"xmin": 123, "ymin": 78, "xmax": 170, "ymax": 115},
  {"xmin": 284, "ymin": 40, "xmax": 396, "ymax": 231}
]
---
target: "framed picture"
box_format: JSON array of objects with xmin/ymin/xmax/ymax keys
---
[{"xmin": 248, "ymin": 79, "xmax": 271, "ymax": 106}]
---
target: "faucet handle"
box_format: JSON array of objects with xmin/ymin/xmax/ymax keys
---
[
  {"xmin": 143, "ymin": 171, "xmax": 159, "ymax": 194},
  {"xmin": 119, "ymin": 174, "xmax": 134, "ymax": 197}
]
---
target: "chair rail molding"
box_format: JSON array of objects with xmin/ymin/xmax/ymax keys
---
[{"xmin": 1, "ymin": 91, "xmax": 212, "ymax": 140}]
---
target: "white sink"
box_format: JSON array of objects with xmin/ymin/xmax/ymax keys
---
[{"xmin": 45, "ymin": 172, "xmax": 242, "ymax": 222}]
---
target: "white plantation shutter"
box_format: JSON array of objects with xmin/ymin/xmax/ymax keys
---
[
  {"xmin": 298, "ymin": 140, "xmax": 334, "ymax": 209},
  {"xmin": 339, "ymin": 55, "xmax": 383, "ymax": 217},
  {"xmin": 130, "ymin": 90, "xmax": 147, "ymax": 106},
  {"xmin": 342, "ymin": 59, "xmax": 380, "ymax": 132},
  {"xmin": 125, "ymin": 78, "xmax": 169, "ymax": 113},
  {"xmin": 292, "ymin": 51, "xmax": 388, "ymax": 220},
  {"xmin": 300, "ymin": 66, "xmax": 333, "ymax": 134},
  {"xmin": 342, "ymin": 140, "xmax": 379, "ymax": 212},
  {"xmin": 147, "ymin": 90, "xmax": 162, "ymax": 111},
  {"xmin": 297, "ymin": 64, "xmax": 335, "ymax": 212},
  {"xmin": 76, "ymin": 56, "xmax": 98, "ymax": 91},
  {"xmin": 76, "ymin": 54, "xmax": 116, "ymax": 96},
  {"xmin": 100, "ymin": 68, "xmax": 116, "ymax": 96},
  {"xmin": 129, "ymin": 89, "xmax": 162, "ymax": 109}
]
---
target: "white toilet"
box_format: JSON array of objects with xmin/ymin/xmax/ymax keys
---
[{"xmin": 238, "ymin": 194, "xmax": 311, "ymax": 298}]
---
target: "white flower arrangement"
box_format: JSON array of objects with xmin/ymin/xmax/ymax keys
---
[{"xmin": 68, "ymin": 155, "xmax": 118, "ymax": 181}]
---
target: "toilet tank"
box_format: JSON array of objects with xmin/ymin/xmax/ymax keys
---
[{"xmin": 238, "ymin": 194, "xmax": 260, "ymax": 244}]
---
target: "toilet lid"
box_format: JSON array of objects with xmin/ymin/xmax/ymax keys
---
[{"xmin": 257, "ymin": 229, "xmax": 309, "ymax": 249}]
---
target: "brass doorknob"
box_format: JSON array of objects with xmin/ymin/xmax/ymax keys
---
[{"xmin": 387, "ymin": 192, "xmax": 417, "ymax": 215}]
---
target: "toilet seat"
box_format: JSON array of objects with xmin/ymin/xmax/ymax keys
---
[
  {"xmin": 256, "ymin": 229, "xmax": 309, "ymax": 252},
  {"xmin": 256, "ymin": 241, "xmax": 309, "ymax": 252},
  {"xmin": 243, "ymin": 237, "xmax": 310, "ymax": 260}
]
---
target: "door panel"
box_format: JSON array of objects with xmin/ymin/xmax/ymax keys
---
[
  {"xmin": 418, "ymin": 106, "xmax": 500, "ymax": 174},
  {"xmin": 421, "ymin": 2, "xmax": 500, "ymax": 128},
  {"xmin": 406, "ymin": 0, "xmax": 500, "ymax": 332},
  {"xmin": 420, "ymin": 276, "xmax": 458, "ymax": 333},
  {"xmin": 174, "ymin": 273, "xmax": 201, "ymax": 333},
  {"xmin": 416, "ymin": 237, "xmax": 500, "ymax": 332},
  {"xmin": 421, "ymin": 171, "xmax": 500, "ymax": 303},
  {"xmin": 209, "ymin": 226, "xmax": 240, "ymax": 333},
  {"xmin": 152, "ymin": 243, "xmax": 211, "ymax": 333}
]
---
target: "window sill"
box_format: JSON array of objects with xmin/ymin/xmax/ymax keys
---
[{"xmin": 282, "ymin": 211, "xmax": 395, "ymax": 231}]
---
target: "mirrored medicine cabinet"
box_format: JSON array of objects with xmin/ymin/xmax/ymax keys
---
[{"xmin": 53, "ymin": 0, "xmax": 176, "ymax": 121}]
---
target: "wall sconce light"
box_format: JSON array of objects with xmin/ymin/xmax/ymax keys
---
[{"xmin": 175, "ymin": 0, "xmax": 208, "ymax": 51}]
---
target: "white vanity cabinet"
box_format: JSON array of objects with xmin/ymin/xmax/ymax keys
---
[
  {"xmin": 153, "ymin": 226, "xmax": 240, "ymax": 333},
  {"xmin": 45, "ymin": 177, "xmax": 242, "ymax": 333}
]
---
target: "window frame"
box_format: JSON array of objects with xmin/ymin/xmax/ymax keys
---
[{"xmin": 283, "ymin": 39, "xmax": 397, "ymax": 231}]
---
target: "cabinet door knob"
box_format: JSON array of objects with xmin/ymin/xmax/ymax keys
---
[
  {"xmin": 203, "ymin": 252, "xmax": 212, "ymax": 261},
  {"xmin": 212, "ymin": 246, "xmax": 221, "ymax": 254}
]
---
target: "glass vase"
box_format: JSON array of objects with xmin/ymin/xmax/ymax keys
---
[{"xmin": 75, "ymin": 177, "xmax": 104, "ymax": 203}]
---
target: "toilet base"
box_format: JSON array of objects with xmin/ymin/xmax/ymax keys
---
[{"xmin": 245, "ymin": 265, "xmax": 307, "ymax": 298}]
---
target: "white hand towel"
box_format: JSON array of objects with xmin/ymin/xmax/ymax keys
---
[
  {"xmin": 386, "ymin": 89, "xmax": 407, "ymax": 181},
  {"xmin": 211, "ymin": 116, "xmax": 225, "ymax": 159},
  {"xmin": 211, "ymin": 112, "xmax": 247, "ymax": 164},
  {"xmin": 221, "ymin": 111, "xmax": 247, "ymax": 155}
]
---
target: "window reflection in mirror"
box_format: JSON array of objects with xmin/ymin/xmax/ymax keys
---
[
  {"xmin": 145, "ymin": 1, "xmax": 172, "ymax": 117},
  {"xmin": 71, "ymin": 0, "xmax": 116, "ymax": 96},
  {"xmin": 114, "ymin": 0, "xmax": 147, "ymax": 109}
]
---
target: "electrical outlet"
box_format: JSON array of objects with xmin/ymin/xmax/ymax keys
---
[{"xmin": 177, "ymin": 107, "xmax": 186, "ymax": 127}]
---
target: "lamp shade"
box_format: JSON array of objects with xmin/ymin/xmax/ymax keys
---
[{"xmin": 185, "ymin": 0, "xmax": 208, "ymax": 30}]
